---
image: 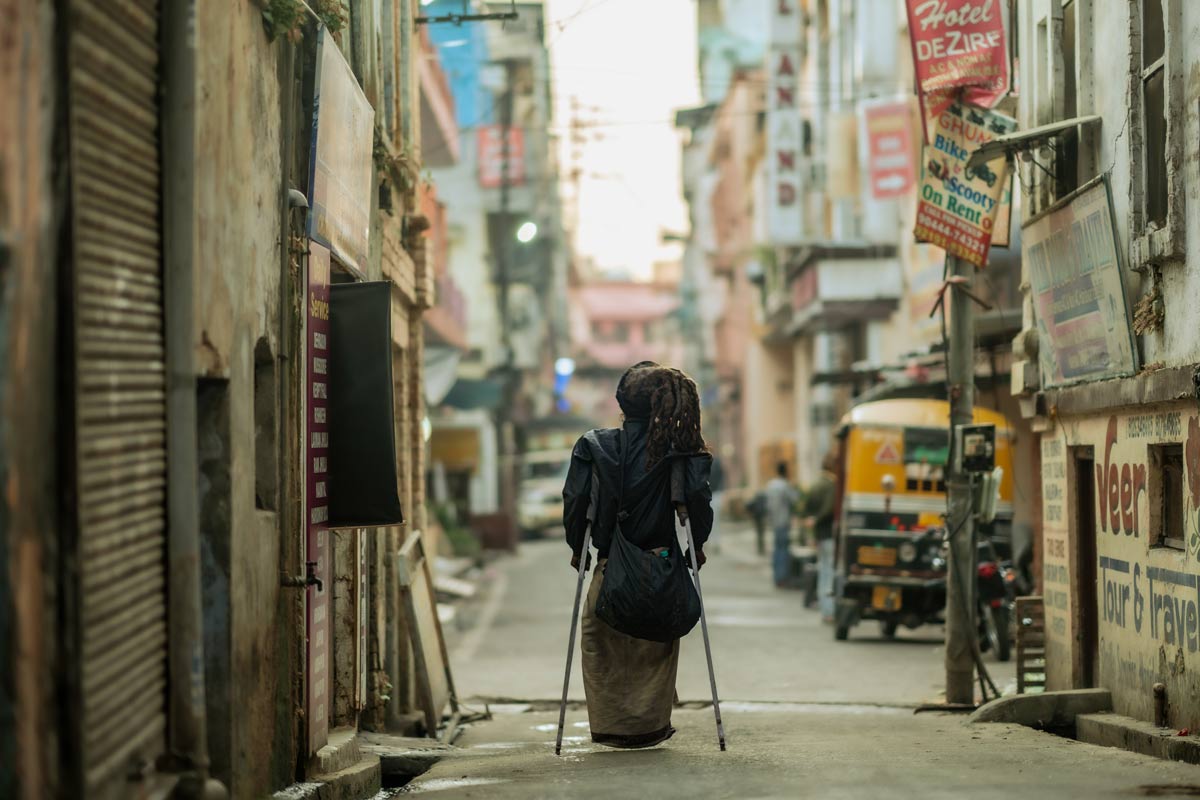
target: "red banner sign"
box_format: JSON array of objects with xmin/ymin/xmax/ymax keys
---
[
  {"xmin": 906, "ymin": 0, "xmax": 1009, "ymax": 142},
  {"xmin": 906, "ymin": 0, "xmax": 1008, "ymax": 94},
  {"xmin": 306, "ymin": 242, "xmax": 332, "ymax": 754},
  {"xmin": 477, "ymin": 126, "xmax": 526, "ymax": 189},
  {"xmin": 862, "ymin": 101, "xmax": 916, "ymax": 199}
]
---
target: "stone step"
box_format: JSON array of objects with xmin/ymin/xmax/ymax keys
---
[{"xmin": 1077, "ymin": 712, "xmax": 1200, "ymax": 766}]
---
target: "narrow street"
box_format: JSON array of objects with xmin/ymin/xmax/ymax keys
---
[
  {"xmin": 410, "ymin": 531, "xmax": 1200, "ymax": 798},
  {"xmin": 449, "ymin": 528, "xmax": 1014, "ymax": 706}
]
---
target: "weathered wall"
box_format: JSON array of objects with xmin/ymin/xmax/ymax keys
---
[
  {"xmin": 745, "ymin": 340, "xmax": 795, "ymax": 490},
  {"xmin": 0, "ymin": 3, "xmax": 58, "ymax": 797},
  {"xmin": 1043, "ymin": 402, "xmax": 1200, "ymax": 728},
  {"xmin": 194, "ymin": 3, "xmax": 290, "ymax": 795}
]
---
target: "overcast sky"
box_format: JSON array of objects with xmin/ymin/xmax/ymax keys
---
[{"xmin": 545, "ymin": 0, "xmax": 700, "ymax": 280}]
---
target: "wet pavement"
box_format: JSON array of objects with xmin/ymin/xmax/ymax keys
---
[{"xmin": 410, "ymin": 529, "xmax": 1200, "ymax": 798}]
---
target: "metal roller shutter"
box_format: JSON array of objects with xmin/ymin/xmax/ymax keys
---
[{"xmin": 66, "ymin": 0, "xmax": 168, "ymax": 794}]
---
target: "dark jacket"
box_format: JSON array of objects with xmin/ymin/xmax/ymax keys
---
[
  {"xmin": 562, "ymin": 419, "xmax": 713, "ymax": 559},
  {"xmin": 804, "ymin": 470, "xmax": 837, "ymax": 542}
]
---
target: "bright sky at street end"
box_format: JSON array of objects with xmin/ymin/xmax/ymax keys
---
[{"xmin": 546, "ymin": 0, "xmax": 700, "ymax": 280}]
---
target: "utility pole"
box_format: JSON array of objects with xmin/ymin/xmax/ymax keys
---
[
  {"xmin": 496, "ymin": 59, "xmax": 518, "ymax": 549},
  {"xmin": 944, "ymin": 253, "xmax": 976, "ymax": 705}
]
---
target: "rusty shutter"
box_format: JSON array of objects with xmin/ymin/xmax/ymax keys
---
[{"xmin": 66, "ymin": 0, "xmax": 168, "ymax": 794}]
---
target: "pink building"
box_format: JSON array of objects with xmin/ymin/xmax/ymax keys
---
[{"xmin": 567, "ymin": 280, "xmax": 684, "ymax": 427}]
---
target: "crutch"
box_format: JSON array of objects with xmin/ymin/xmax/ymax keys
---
[
  {"xmin": 556, "ymin": 474, "xmax": 599, "ymax": 756},
  {"xmin": 684, "ymin": 517, "xmax": 727, "ymax": 751}
]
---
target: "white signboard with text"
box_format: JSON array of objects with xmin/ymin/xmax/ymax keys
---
[{"xmin": 766, "ymin": 0, "xmax": 804, "ymax": 245}]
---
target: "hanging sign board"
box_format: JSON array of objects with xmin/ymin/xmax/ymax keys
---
[
  {"xmin": 914, "ymin": 101, "xmax": 1014, "ymax": 268},
  {"xmin": 906, "ymin": 0, "xmax": 1011, "ymax": 143},
  {"xmin": 1024, "ymin": 177, "xmax": 1137, "ymax": 387},
  {"xmin": 305, "ymin": 242, "xmax": 333, "ymax": 755},
  {"xmin": 307, "ymin": 28, "xmax": 375, "ymax": 275},
  {"xmin": 861, "ymin": 100, "xmax": 916, "ymax": 200},
  {"xmin": 477, "ymin": 125, "xmax": 527, "ymax": 189},
  {"xmin": 766, "ymin": 0, "xmax": 804, "ymax": 244}
]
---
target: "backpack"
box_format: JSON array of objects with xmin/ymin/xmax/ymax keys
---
[{"xmin": 593, "ymin": 429, "xmax": 702, "ymax": 642}]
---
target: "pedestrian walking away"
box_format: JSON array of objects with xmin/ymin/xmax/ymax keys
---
[
  {"xmin": 747, "ymin": 489, "xmax": 768, "ymax": 556},
  {"xmin": 561, "ymin": 361, "xmax": 715, "ymax": 749},
  {"xmin": 763, "ymin": 461, "xmax": 800, "ymax": 587},
  {"xmin": 804, "ymin": 451, "xmax": 838, "ymax": 623},
  {"xmin": 707, "ymin": 456, "xmax": 725, "ymax": 553}
]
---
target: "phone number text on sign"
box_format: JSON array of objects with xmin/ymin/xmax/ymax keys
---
[{"xmin": 913, "ymin": 101, "xmax": 1014, "ymax": 268}]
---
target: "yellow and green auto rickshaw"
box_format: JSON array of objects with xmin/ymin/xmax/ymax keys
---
[{"xmin": 831, "ymin": 399, "xmax": 1014, "ymax": 641}]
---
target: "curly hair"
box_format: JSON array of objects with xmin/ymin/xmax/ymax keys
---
[{"xmin": 617, "ymin": 364, "xmax": 706, "ymax": 469}]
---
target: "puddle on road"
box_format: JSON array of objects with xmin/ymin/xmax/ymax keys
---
[
  {"xmin": 722, "ymin": 701, "xmax": 909, "ymax": 716},
  {"xmin": 471, "ymin": 741, "xmax": 526, "ymax": 750},
  {"xmin": 405, "ymin": 777, "xmax": 508, "ymax": 793},
  {"xmin": 706, "ymin": 614, "xmax": 802, "ymax": 628}
]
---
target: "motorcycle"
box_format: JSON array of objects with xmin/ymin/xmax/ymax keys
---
[
  {"xmin": 917, "ymin": 531, "xmax": 1014, "ymax": 661},
  {"xmin": 976, "ymin": 540, "xmax": 1015, "ymax": 662}
]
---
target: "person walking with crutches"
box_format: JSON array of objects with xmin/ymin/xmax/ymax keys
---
[{"xmin": 557, "ymin": 362, "xmax": 724, "ymax": 752}]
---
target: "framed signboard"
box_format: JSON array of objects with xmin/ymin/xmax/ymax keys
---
[{"xmin": 1024, "ymin": 176, "xmax": 1137, "ymax": 387}]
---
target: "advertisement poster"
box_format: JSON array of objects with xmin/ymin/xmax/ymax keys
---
[
  {"xmin": 905, "ymin": 0, "xmax": 1008, "ymax": 96},
  {"xmin": 862, "ymin": 100, "xmax": 916, "ymax": 199},
  {"xmin": 906, "ymin": 0, "xmax": 1010, "ymax": 142},
  {"xmin": 305, "ymin": 242, "xmax": 332, "ymax": 754},
  {"xmin": 914, "ymin": 101, "xmax": 1015, "ymax": 267},
  {"xmin": 1024, "ymin": 177, "xmax": 1137, "ymax": 387},
  {"xmin": 477, "ymin": 125, "xmax": 527, "ymax": 189},
  {"xmin": 766, "ymin": 0, "xmax": 804, "ymax": 244},
  {"xmin": 308, "ymin": 29, "xmax": 375, "ymax": 276}
]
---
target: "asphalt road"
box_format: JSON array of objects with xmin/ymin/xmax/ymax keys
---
[
  {"xmin": 447, "ymin": 527, "xmax": 1015, "ymax": 706},
  {"xmin": 409, "ymin": 529, "xmax": 1200, "ymax": 798}
]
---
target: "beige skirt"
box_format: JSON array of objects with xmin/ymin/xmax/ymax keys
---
[{"xmin": 581, "ymin": 558, "xmax": 680, "ymax": 746}]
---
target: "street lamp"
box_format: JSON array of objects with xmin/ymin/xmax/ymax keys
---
[{"xmin": 516, "ymin": 221, "xmax": 538, "ymax": 244}]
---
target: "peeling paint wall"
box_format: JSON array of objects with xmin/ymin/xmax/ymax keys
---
[
  {"xmin": 1043, "ymin": 403, "xmax": 1200, "ymax": 729},
  {"xmin": 193, "ymin": 3, "xmax": 290, "ymax": 796},
  {"xmin": 0, "ymin": 3, "xmax": 58, "ymax": 797}
]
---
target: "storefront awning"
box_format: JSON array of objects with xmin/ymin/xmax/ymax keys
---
[
  {"xmin": 441, "ymin": 377, "xmax": 503, "ymax": 411},
  {"xmin": 430, "ymin": 427, "xmax": 480, "ymax": 471},
  {"xmin": 967, "ymin": 115, "xmax": 1102, "ymax": 170}
]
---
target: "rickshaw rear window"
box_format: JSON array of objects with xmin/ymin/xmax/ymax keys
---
[{"xmin": 904, "ymin": 428, "xmax": 949, "ymax": 464}]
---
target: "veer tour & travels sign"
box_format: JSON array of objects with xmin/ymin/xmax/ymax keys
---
[
  {"xmin": 913, "ymin": 100, "xmax": 1014, "ymax": 268},
  {"xmin": 766, "ymin": 0, "xmax": 804, "ymax": 245}
]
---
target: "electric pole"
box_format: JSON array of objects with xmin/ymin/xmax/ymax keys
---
[
  {"xmin": 496, "ymin": 59, "xmax": 518, "ymax": 550},
  {"xmin": 944, "ymin": 253, "xmax": 976, "ymax": 705}
]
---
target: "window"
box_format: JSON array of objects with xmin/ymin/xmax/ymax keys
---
[
  {"xmin": 1056, "ymin": 0, "xmax": 1079, "ymax": 194},
  {"xmin": 254, "ymin": 338, "xmax": 278, "ymax": 511},
  {"xmin": 1130, "ymin": 0, "xmax": 1184, "ymax": 264},
  {"xmin": 1140, "ymin": 0, "xmax": 1168, "ymax": 228},
  {"xmin": 1150, "ymin": 444, "xmax": 1184, "ymax": 550}
]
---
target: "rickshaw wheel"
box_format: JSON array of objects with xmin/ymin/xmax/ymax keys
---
[
  {"xmin": 880, "ymin": 620, "xmax": 898, "ymax": 639},
  {"xmin": 834, "ymin": 622, "xmax": 850, "ymax": 641}
]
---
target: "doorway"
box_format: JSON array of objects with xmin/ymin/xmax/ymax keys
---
[{"xmin": 1071, "ymin": 447, "xmax": 1098, "ymax": 688}]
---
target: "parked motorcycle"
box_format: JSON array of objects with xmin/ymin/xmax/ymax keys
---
[{"xmin": 976, "ymin": 540, "xmax": 1015, "ymax": 662}]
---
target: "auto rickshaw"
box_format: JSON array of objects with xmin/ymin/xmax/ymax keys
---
[{"xmin": 831, "ymin": 399, "xmax": 1014, "ymax": 641}]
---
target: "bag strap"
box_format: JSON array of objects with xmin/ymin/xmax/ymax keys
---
[{"xmin": 616, "ymin": 426, "xmax": 628, "ymax": 517}]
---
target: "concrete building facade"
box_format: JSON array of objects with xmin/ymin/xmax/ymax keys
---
[
  {"xmin": 1004, "ymin": 0, "xmax": 1200, "ymax": 730},
  {"xmin": 0, "ymin": 2, "xmax": 454, "ymax": 797}
]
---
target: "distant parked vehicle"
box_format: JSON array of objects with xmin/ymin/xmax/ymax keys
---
[
  {"xmin": 518, "ymin": 450, "xmax": 573, "ymax": 537},
  {"xmin": 830, "ymin": 399, "xmax": 1016, "ymax": 642}
]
